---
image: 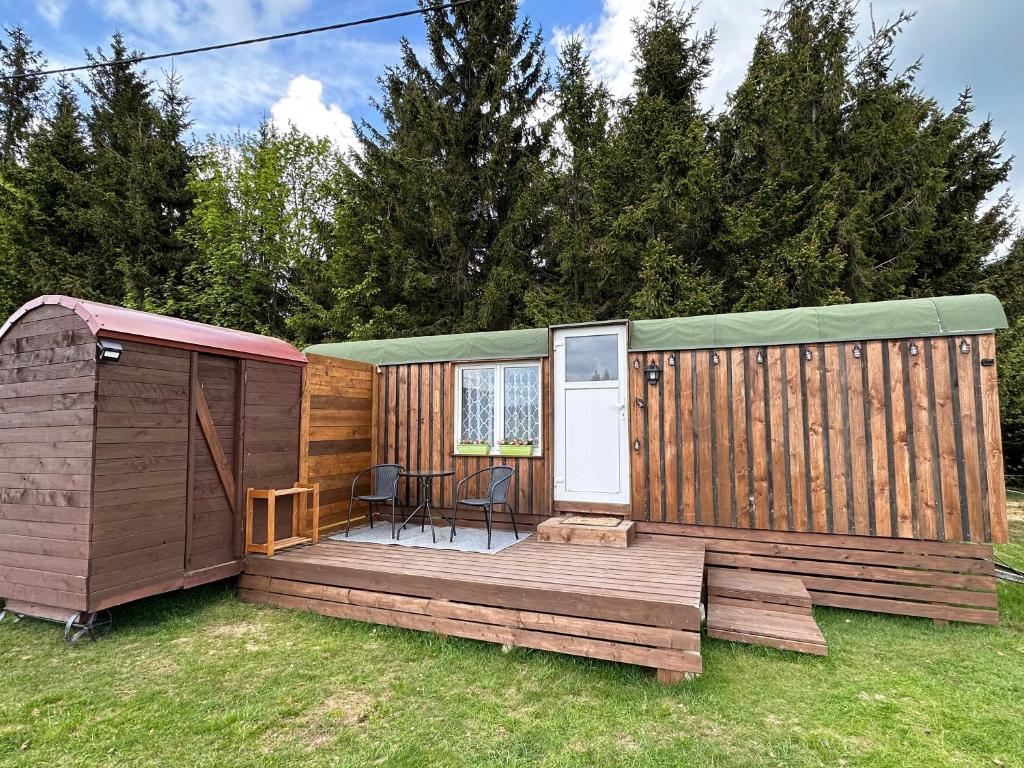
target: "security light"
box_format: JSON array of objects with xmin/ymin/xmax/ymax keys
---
[{"xmin": 96, "ymin": 339, "xmax": 123, "ymax": 363}]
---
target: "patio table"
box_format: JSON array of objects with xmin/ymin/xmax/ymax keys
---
[{"xmin": 397, "ymin": 469, "xmax": 455, "ymax": 543}]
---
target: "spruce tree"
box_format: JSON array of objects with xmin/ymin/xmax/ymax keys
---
[
  {"xmin": 526, "ymin": 36, "xmax": 610, "ymax": 325},
  {"xmin": 979, "ymin": 234, "xmax": 1024, "ymax": 476},
  {"xmin": 593, "ymin": 0, "xmax": 724, "ymax": 319},
  {"xmin": 14, "ymin": 78, "xmax": 100, "ymax": 303},
  {"xmin": 0, "ymin": 26, "xmax": 46, "ymax": 316},
  {"xmin": 329, "ymin": 0, "xmax": 551, "ymax": 339},
  {"xmin": 81, "ymin": 35, "xmax": 195, "ymax": 306},
  {"xmin": 0, "ymin": 27, "xmax": 46, "ymax": 167},
  {"xmin": 717, "ymin": 0, "xmax": 1013, "ymax": 309}
]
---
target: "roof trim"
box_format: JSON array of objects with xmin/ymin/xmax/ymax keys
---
[
  {"xmin": 0, "ymin": 295, "xmax": 307, "ymax": 366},
  {"xmin": 305, "ymin": 327, "xmax": 550, "ymax": 366},
  {"xmin": 628, "ymin": 294, "xmax": 1008, "ymax": 352}
]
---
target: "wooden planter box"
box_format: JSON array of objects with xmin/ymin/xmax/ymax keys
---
[
  {"xmin": 498, "ymin": 444, "xmax": 534, "ymax": 457},
  {"xmin": 456, "ymin": 443, "xmax": 490, "ymax": 456}
]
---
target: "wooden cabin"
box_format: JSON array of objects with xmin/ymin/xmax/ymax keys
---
[
  {"xmin": 0, "ymin": 295, "xmax": 306, "ymax": 626},
  {"xmin": 307, "ymin": 294, "xmax": 1009, "ymax": 546},
  {"xmin": 291, "ymin": 294, "xmax": 1009, "ymax": 629}
]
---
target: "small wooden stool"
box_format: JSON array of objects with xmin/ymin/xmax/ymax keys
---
[{"xmin": 245, "ymin": 482, "xmax": 320, "ymax": 558}]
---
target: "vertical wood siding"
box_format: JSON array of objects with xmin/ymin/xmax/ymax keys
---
[
  {"xmin": 629, "ymin": 335, "xmax": 1007, "ymax": 544},
  {"xmin": 0, "ymin": 306, "xmax": 96, "ymax": 611},
  {"xmin": 299, "ymin": 354, "xmax": 374, "ymax": 532},
  {"xmin": 366, "ymin": 359, "xmax": 552, "ymax": 529}
]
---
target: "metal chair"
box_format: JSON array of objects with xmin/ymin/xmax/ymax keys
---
[
  {"xmin": 452, "ymin": 465, "xmax": 518, "ymax": 549},
  {"xmin": 346, "ymin": 464, "xmax": 403, "ymax": 538}
]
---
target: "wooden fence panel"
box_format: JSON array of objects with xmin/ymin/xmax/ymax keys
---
[{"xmin": 299, "ymin": 354, "xmax": 373, "ymax": 534}]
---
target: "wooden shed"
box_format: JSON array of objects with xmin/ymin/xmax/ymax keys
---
[{"xmin": 0, "ymin": 295, "xmax": 306, "ymax": 628}]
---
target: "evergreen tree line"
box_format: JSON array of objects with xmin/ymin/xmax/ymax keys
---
[{"xmin": 1, "ymin": 0, "xmax": 1023, "ymax": 472}]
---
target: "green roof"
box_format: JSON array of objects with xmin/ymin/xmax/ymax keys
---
[
  {"xmin": 305, "ymin": 327, "xmax": 549, "ymax": 365},
  {"xmin": 305, "ymin": 295, "xmax": 1006, "ymax": 364},
  {"xmin": 629, "ymin": 294, "xmax": 1007, "ymax": 352}
]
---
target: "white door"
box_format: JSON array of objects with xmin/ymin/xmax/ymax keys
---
[{"xmin": 553, "ymin": 325, "xmax": 630, "ymax": 505}]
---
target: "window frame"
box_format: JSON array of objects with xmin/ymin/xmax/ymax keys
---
[{"xmin": 453, "ymin": 360, "xmax": 543, "ymax": 456}]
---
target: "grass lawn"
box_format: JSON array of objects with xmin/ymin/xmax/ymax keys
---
[{"xmin": 3, "ymin": 519, "xmax": 1024, "ymax": 768}]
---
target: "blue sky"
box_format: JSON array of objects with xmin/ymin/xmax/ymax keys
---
[{"xmin": 3, "ymin": 0, "xmax": 1022, "ymax": 235}]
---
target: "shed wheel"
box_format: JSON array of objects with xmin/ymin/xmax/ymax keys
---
[{"xmin": 64, "ymin": 611, "xmax": 113, "ymax": 644}]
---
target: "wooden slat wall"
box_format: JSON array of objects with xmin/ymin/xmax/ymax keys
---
[
  {"xmin": 299, "ymin": 353, "xmax": 374, "ymax": 533},
  {"xmin": 0, "ymin": 306, "xmax": 96, "ymax": 612},
  {"xmin": 90, "ymin": 339, "xmax": 191, "ymax": 611},
  {"xmin": 630, "ymin": 335, "xmax": 1007, "ymax": 544},
  {"xmin": 373, "ymin": 359, "xmax": 552, "ymax": 530},
  {"xmin": 243, "ymin": 361, "xmax": 304, "ymax": 542},
  {"xmin": 299, "ymin": 355, "xmax": 552, "ymax": 532}
]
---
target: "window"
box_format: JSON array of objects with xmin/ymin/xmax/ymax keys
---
[
  {"xmin": 456, "ymin": 362, "xmax": 542, "ymax": 454},
  {"xmin": 565, "ymin": 334, "xmax": 619, "ymax": 382}
]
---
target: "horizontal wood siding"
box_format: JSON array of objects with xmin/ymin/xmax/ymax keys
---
[
  {"xmin": 243, "ymin": 360, "xmax": 303, "ymax": 543},
  {"xmin": 0, "ymin": 306, "xmax": 96, "ymax": 611},
  {"xmin": 300, "ymin": 353, "xmax": 374, "ymax": 532},
  {"xmin": 89, "ymin": 339, "xmax": 191, "ymax": 611},
  {"xmin": 630, "ymin": 335, "xmax": 1007, "ymax": 544}
]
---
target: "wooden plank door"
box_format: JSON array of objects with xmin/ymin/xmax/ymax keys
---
[{"xmin": 184, "ymin": 352, "xmax": 244, "ymax": 582}]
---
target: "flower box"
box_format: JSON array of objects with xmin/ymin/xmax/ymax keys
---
[
  {"xmin": 498, "ymin": 444, "xmax": 534, "ymax": 457},
  {"xmin": 456, "ymin": 443, "xmax": 491, "ymax": 456}
]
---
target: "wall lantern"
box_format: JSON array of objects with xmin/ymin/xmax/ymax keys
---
[
  {"xmin": 644, "ymin": 360, "xmax": 662, "ymax": 386},
  {"xmin": 851, "ymin": 344, "xmax": 862, "ymax": 360},
  {"xmin": 908, "ymin": 342, "xmax": 919, "ymax": 357},
  {"xmin": 95, "ymin": 339, "xmax": 123, "ymax": 363},
  {"xmin": 959, "ymin": 338, "xmax": 971, "ymax": 355}
]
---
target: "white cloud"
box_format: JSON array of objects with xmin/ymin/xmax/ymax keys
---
[
  {"xmin": 271, "ymin": 75, "xmax": 358, "ymax": 153},
  {"xmin": 553, "ymin": 0, "xmax": 635, "ymax": 101},
  {"xmin": 37, "ymin": 0, "xmax": 68, "ymax": 26},
  {"xmin": 91, "ymin": 0, "xmax": 311, "ymax": 43},
  {"xmin": 557, "ymin": 0, "xmax": 765, "ymax": 112}
]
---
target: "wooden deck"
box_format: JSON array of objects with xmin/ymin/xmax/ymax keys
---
[{"xmin": 240, "ymin": 534, "xmax": 705, "ymax": 680}]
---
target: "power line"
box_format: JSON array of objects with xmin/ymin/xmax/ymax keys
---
[{"xmin": 0, "ymin": 0, "xmax": 482, "ymax": 82}]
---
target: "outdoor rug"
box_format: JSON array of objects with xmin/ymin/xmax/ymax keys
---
[{"xmin": 330, "ymin": 523, "xmax": 526, "ymax": 554}]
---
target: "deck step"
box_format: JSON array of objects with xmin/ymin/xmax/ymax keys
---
[
  {"xmin": 707, "ymin": 567, "xmax": 812, "ymax": 613},
  {"xmin": 706, "ymin": 604, "xmax": 827, "ymax": 655},
  {"xmin": 706, "ymin": 568, "xmax": 826, "ymax": 655}
]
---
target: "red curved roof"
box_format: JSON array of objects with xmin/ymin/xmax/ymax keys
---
[{"xmin": 0, "ymin": 295, "xmax": 306, "ymax": 366}]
